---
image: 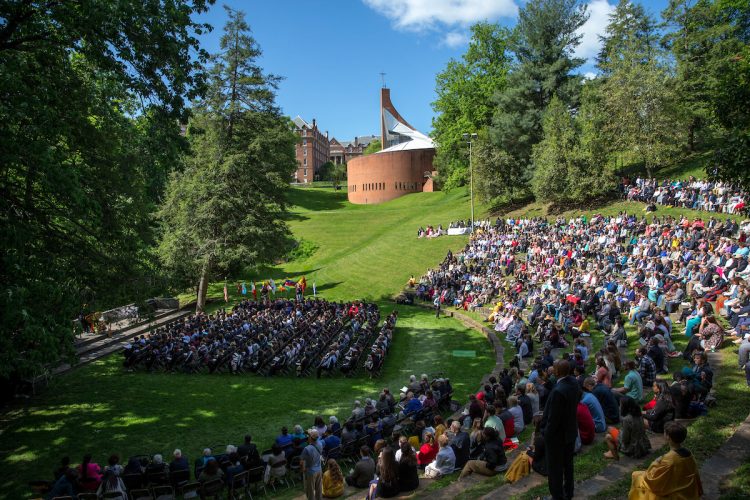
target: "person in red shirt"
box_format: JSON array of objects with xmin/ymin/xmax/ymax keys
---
[
  {"xmin": 577, "ymin": 401, "xmax": 596, "ymax": 445},
  {"xmin": 416, "ymin": 432, "xmax": 438, "ymax": 468}
]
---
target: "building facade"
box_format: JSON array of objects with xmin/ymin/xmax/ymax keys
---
[
  {"xmin": 293, "ymin": 116, "xmax": 330, "ymax": 183},
  {"xmin": 347, "ymin": 88, "xmax": 436, "ymax": 204},
  {"xmin": 329, "ymin": 135, "xmax": 379, "ymax": 165}
]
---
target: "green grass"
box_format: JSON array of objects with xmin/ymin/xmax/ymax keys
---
[
  {"xmin": 719, "ymin": 456, "xmax": 750, "ymax": 500},
  {"xmin": 0, "ymin": 306, "xmax": 494, "ymax": 499},
  {"xmin": 503, "ymin": 199, "xmax": 737, "ymax": 221}
]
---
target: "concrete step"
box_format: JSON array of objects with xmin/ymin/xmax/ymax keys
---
[
  {"xmin": 73, "ymin": 308, "xmax": 178, "ymax": 350},
  {"xmin": 54, "ymin": 308, "xmax": 193, "ymax": 375}
]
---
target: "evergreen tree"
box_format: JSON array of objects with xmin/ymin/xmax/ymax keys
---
[
  {"xmin": 157, "ymin": 8, "xmax": 297, "ymax": 312},
  {"xmin": 490, "ymin": 0, "xmax": 588, "ymax": 199},
  {"xmin": 598, "ymin": 0, "xmax": 683, "ymax": 178},
  {"xmin": 663, "ymin": 0, "xmax": 750, "ymax": 187},
  {"xmin": 432, "ymin": 22, "xmax": 511, "ymax": 189}
]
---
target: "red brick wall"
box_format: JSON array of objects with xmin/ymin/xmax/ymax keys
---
[{"xmin": 346, "ymin": 148, "xmax": 435, "ymax": 204}]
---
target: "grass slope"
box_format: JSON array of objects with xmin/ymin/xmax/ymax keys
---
[{"xmin": 0, "ymin": 188, "xmax": 496, "ymax": 499}]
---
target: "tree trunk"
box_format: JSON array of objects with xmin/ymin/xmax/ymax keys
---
[{"xmin": 196, "ymin": 264, "xmax": 209, "ymax": 313}]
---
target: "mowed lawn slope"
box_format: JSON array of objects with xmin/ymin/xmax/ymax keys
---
[
  {"xmin": 0, "ymin": 188, "xmax": 496, "ymax": 499},
  {"xmin": 193, "ymin": 187, "xmax": 484, "ymax": 304}
]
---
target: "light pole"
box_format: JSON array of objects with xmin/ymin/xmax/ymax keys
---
[{"xmin": 462, "ymin": 132, "xmax": 478, "ymax": 233}]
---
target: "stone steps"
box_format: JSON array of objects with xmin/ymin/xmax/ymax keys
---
[{"xmin": 53, "ymin": 308, "xmax": 192, "ymax": 375}]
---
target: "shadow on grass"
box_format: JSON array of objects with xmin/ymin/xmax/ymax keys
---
[{"xmin": 288, "ymin": 188, "xmax": 348, "ymax": 212}]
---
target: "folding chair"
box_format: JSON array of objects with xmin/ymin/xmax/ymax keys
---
[
  {"xmin": 29, "ymin": 479, "xmax": 51, "ymax": 497},
  {"xmin": 102, "ymin": 492, "xmax": 127, "ymax": 500},
  {"xmin": 246, "ymin": 465, "xmax": 267, "ymax": 498},
  {"xmin": 148, "ymin": 470, "xmax": 170, "ymax": 487},
  {"xmin": 51, "ymin": 497, "xmax": 74, "ymax": 500},
  {"xmin": 180, "ymin": 481, "xmax": 201, "ymax": 500},
  {"xmin": 77, "ymin": 493, "xmax": 98, "ymax": 500},
  {"xmin": 129, "ymin": 488, "xmax": 153, "ymax": 500},
  {"xmin": 152, "ymin": 485, "xmax": 175, "ymax": 500},
  {"xmin": 169, "ymin": 468, "xmax": 190, "ymax": 492},
  {"xmin": 228, "ymin": 470, "xmax": 248, "ymax": 499},
  {"xmin": 122, "ymin": 473, "xmax": 145, "ymax": 491},
  {"xmin": 200, "ymin": 477, "xmax": 225, "ymax": 499}
]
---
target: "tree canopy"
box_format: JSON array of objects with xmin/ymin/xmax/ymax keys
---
[{"xmin": 0, "ymin": 0, "xmax": 212, "ymax": 384}]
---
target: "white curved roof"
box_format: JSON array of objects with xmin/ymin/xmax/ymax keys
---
[{"xmin": 380, "ymin": 108, "xmax": 434, "ymax": 153}]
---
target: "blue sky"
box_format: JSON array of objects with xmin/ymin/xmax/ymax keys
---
[{"xmin": 197, "ymin": 0, "xmax": 668, "ymax": 141}]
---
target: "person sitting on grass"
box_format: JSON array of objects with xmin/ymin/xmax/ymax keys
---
[
  {"xmin": 369, "ymin": 446, "xmax": 400, "ymax": 499},
  {"xmin": 345, "ymin": 446, "xmax": 374, "ymax": 488},
  {"xmin": 628, "ymin": 421, "xmax": 702, "ymax": 499},
  {"xmin": 448, "ymin": 420, "xmax": 471, "ymax": 470},
  {"xmin": 604, "ymin": 396, "xmax": 651, "ymax": 461},
  {"xmin": 643, "ymin": 380, "xmax": 675, "ymax": 433},
  {"xmin": 582, "ymin": 377, "xmax": 607, "ymax": 433},
  {"xmin": 322, "ymin": 459, "xmax": 344, "ymax": 498},
  {"xmin": 508, "ymin": 396, "xmax": 525, "ymax": 436},
  {"xmin": 458, "ymin": 427, "xmax": 507, "ymax": 479},
  {"xmin": 416, "ymin": 431, "xmax": 438, "ymax": 469},
  {"xmin": 577, "ymin": 396, "xmax": 596, "ymax": 446},
  {"xmin": 424, "ymin": 434, "xmax": 456, "ymax": 479},
  {"xmin": 46, "ymin": 468, "xmax": 78, "ymax": 500},
  {"xmin": 396, "ymin": 439, "xmax": 420, "ymax": 492},
  {"xmin": 613, "ymin": 360, "xmax": 644, "ymax": 403}
]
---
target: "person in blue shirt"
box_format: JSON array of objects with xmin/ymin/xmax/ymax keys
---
[
  {"xmin": 323, "ymin": 429, "xmax": 342, "ymax": 459},
  {"xmin": 275, "ymin": 426, "xmax": 294, "ymax": 455},
  {"xmin": 582, "ymin": 378, "xmax": 607, "ymax": 433},
  {"xmin": 402, "ymin": 392, "xmax": 422, "ymax": 417}
]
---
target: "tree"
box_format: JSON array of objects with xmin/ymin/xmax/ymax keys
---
[
  {"xmin": 663, "ymin": 0, "xmax": 750, "ymax": 188},
  {"xmin": 331, "ymin": 163, "xmax": 347, "ymax": 187},
  {"xmin": 157, "ymin": 7, "xmax": 297, "ymax": 312},
  {"xmin": 431, "ymin": 22, "xmax": 511, "ymax": 188},
  {"xmin": 490, "ymin": 0, "xmax": 589, "ymax": 198},
  {"xmin": 0, "ymin": 0, "xmax": 211, "ymax": 385},
  {"xmin": 598, "ymin": 0, "xmax": 683, "ymax": 177},
  {"xmin": 532, "ymin": 85, "xmax": 616, "ymax": 204},
  {"xmin": 363, "ymin": 139, "xmax": 382, "ymax": 155}
]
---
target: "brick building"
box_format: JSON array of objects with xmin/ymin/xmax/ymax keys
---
[
  {"xmin": 292, "ymin": 116, "xmax": 329, "ymax": 183},
  {"xmin": 329, "ymin": 135, "xmax": 379, "ymax": 165}
]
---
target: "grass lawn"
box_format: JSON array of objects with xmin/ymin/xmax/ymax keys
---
[
  {"xmin": 0, "ymin": 188, "xmax": 498, "ymax": 499},
  {"xmin": 0, "ymin": 306, "xmax": 494, "ymax": 499}
]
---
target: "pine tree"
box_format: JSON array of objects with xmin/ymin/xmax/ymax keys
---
[
  {"xmin": 598, "ymin": 0, "xmax": 683, "ymax": 178},
  {"xmin": 157, "ymin": 8, "xmax": 297, "ymax": 312},
  {"xmin": 490, "ymin": 0, "xmax": 588, "ymax": 198}
]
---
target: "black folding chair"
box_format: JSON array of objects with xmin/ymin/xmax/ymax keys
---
[
  {"xmin": 122, "ymin": 473, "xmax": 145, "ymax": 491},
  {"xmin": 246, "ymin": 465, "xmax": 267, "ymax": 498},
  {"xmin": 200, "ymin": 477, "xmax": 224, "ymax": 499},
  {"xmin": 129, "ymin": 489, "xmax": 153, "ymax": 500},
  {"xmin": 77, "ymin": 494, "xmax": 98, "ymax": 500},
  {"xmin": 152, "ymin": 485, "xmax": 175, "ymax": 500},
  {"xmin": 228, "ymin": 470, "xmax": 248, "ymax": 499},
  {"xmin": 180, "ymin": 481, "xmax": 201, "ymax": 500},
  {"xmin": 169, "ymin": 468, "xmax": 190, "ymax": 492}
]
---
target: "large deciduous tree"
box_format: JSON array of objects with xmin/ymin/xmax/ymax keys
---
[
  {"xmin": 0, "ymin": 0, "xmax": 211, "ymax": 385},
  {"xmin": 432, "ymin": 22, "xmax": 511, "ymax": 189},
  {"xmin": 157, "ymin": 7, "xmax": 297, "ymax": 312}
]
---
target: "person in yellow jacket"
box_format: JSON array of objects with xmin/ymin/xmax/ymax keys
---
[
  {"xmin": 322, "ymin": 458, "xmax": 344, "ymax": 498},
  {"xmin": 628, "ymin": 421, "xmax": 702, "ymax": 500}
]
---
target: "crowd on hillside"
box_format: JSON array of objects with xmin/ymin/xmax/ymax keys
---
[
  {"xmin": 122, "ymin": 299, "xmax": 394, "ymax": 379},
  {"xmin": 624, "ymin": 177, "xmax": 748, "ymax": 215},
  {"xmin": 40, "ymin": 373, "xmax": 456, "ymax": 500},
  {"xmin": 408, "ymin": 201, "xmax": 750, "ymax": 498}
]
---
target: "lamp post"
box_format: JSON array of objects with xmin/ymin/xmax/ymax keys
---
[{"xmin": 462, "ymin": 132, "xmax": 478, "ymax": 233}]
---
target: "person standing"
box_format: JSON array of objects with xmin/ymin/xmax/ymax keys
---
[
  {"xmin": 540, "ymin": 359, "xmax": 581, "ymax": 499},
  {"xmin": 300, "ymin": 430, "xmax": 323, "ymax": 500},
  {"xmin": 434, "ymin": 294, "xmax": 441, "ymax": 318}
]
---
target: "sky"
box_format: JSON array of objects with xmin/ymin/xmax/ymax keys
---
[{"xmin": 196, "ymin": 0, "xmax": 669, "ymax": 141}]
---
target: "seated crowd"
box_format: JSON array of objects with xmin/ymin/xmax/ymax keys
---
[
  {"xmin": 624, "ymin": 176, "xmax": 748, "ymax": 215},
  {"xmin": 404, "ymin": 206, "xmax": 750, "ymax": 496},
  {"xmin": 41, "ymin": 373, "xmax": 455, "ymax": 500},
  {"xmin": 121, "ymin": 298, "xmax": 394, "ymax": 379}
]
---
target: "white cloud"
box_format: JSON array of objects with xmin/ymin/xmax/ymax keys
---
[
  {"xmin": 584, "ymin": 71, "xmax": 597, "ymax": 80},
  {"xmin": 575, "ymin": 0, "xmax": 615, "ymax": 61},
  {"xmin": 363, "ymin": 0, "xmax": 518, "ymax": 31},
  {"xmin": 443, "ymin": 31, "xmax": 470, "ymax": 48}
]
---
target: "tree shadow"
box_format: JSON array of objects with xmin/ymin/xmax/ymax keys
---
[{"xmin": 287, "ymin": 188, "xmax": 348, "ymax": 212}]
